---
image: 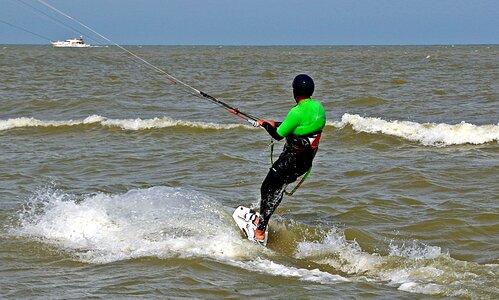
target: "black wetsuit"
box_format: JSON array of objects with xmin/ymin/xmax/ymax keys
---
[{"xmin": 258, "ymin": 122, "xmax": 322, "ymax": 231}]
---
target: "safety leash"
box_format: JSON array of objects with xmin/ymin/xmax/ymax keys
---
[{"xmin": 285, "ymin": 167, "xmax": 311, "ymax": 196}]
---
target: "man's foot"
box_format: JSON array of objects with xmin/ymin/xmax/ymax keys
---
[
  {"xmin": 254, "ymin": 228, "xmax": 266, "ymax": 242},
  {"xmin": 243, "ymin": 212, "xmax": 266, "ymax": 243}
]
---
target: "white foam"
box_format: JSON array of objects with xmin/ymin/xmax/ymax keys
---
[
  {"xmin": 13, "ymin": 186, "xmax": 496, "ymax": 297},
  {"xmin": 295, "ymin": 228, "xmax": 499, "ymax": 298},
  {"xmin": 16, "ymin": 186, "xmax": 255, "ymax": 263},
  {"xmin": 3, "ymin": 114, "xmax": 497, "ymax": 146},
  {"xmin": 229, "ymin": 258, "xmax": 348, "ymax": 284},
  {"xmin": 292, "ymin": 228, "xmax": 481, "ymax": 297},
  {"xmin": 330, "ymin": 113, "xmax": 499, "ymax": 146},
  {"xmin": 0, "ymin": 115, "xmax": 250, "ymax": 131},
  {"xmin": 398, "ymin": 282, "xmax": 446, "ymax": 295},
  {"xmin": 14, "ymin": 186, "xmax": 350, "ymax": 284},
  {"xmin": 388, "ymin": 240, "xmax": 444, "ymax": 260},
  {"xmin": 0, "ymin": 116, "xmax": 85, "ymax": 131},
  {"xmin": 295, "ymin": 228, "xmax": 383, "ymax": 275}
]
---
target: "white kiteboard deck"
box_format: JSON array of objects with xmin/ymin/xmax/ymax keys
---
[{"xmin": 232, "ymin": 206, "xmax": 268, "ymax": 246}]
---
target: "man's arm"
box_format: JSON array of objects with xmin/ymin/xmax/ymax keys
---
[{"xmin": 258, "ymin": 120, "xmax": 283, "ymax": 140}]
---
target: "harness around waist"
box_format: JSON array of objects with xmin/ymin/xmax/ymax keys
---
[{"xmin": 286, "ymin": 131, "xmax": 322, "ymax": 152}]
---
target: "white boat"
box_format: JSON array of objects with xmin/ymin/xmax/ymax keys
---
[{"xmin": 51, "ymin": 36, "xmax": 90, "ymax": 47}]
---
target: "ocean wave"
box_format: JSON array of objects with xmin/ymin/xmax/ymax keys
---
[
  {"xmin": 13, "ymin": 186, "xmax": 348, "ymax": 284},
  {"xmin": 295, "ymin": 228, "xmax": 496, "ymax": 298},
  {"xmin": 2, "ymin": 114, "xmax": 498, "ymax": 146},
  {"xmin": 12, "ymin": 185, "xmax": 496, "ymax": 298},
  {"xmin": 0, "ymin": 115, "xmax": 249, "ymax": 131},
  {"xmin": 14, "ymin": 186, "xmax": 258, "ymax": 263},
  {"xmin": 330, "ymin": 113, "xmax": 499, "ymax": 146}
]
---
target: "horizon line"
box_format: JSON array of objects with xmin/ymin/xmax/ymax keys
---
[{"xmin": 1, "ymin": 42, "xmax": 498, "ymax": 47}]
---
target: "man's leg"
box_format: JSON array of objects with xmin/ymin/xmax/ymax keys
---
[
  {"xmin": 255, "ymin": 149, "xmax": 312, "ymax": 240},
  {"xmin": 258, "ymin": 168, "xmax": 287, "ymax": 231}
]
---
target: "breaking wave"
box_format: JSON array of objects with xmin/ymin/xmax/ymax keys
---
[
  {"xmin": 0, "ymin": 115, "xmax": 248, "ymax": 131},
  {"xmin": 11, "ymin": 186, "xmax": 497, "ymax": 298},
  {"xmin": 12, "ymin": 186, "xmax": 348, "ymax": 284},
  {"xmin": 330, "ymin": 113, "xmax": 499, "ymax": 146},
  {"xmin": 295, "ymin": 228, "xmax": 498, "ymax": 298},
  {"xmin": 2, "ymin": 113, "xmax": 497, "ymax": 146}
]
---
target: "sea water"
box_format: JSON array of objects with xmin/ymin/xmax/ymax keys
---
[{"xmin": 0, "ymin": 45, "xmax": 498, "ymax": 299}]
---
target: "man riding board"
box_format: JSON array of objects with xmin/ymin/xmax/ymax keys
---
[{"xmin": 253, "ymin": 74, "xmax": 326, "ymax": 242}]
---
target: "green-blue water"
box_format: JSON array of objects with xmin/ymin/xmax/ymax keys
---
[{"xmin": 1, "ymin": 45, "xmax": 498, "ymax": 299}]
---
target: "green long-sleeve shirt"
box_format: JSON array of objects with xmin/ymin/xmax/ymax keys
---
[{"xmin": 276, "ymin": 98, "xmax": 326, "ymax": 137}]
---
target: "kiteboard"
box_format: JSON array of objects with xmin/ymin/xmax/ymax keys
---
[{"xmin": 232, "ymin": 206, "xmax": 268, "ymax": 246}]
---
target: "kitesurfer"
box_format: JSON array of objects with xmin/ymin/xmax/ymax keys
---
[{"xmin": 254, "ymin": 74, "xmax": 326, "ymax": 242}]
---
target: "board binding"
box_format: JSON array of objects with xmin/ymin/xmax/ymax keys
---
[{"xmin": 232, "ymin": 206, "xmax": 268, "ymax": 246}]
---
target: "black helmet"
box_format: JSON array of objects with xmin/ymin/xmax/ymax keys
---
[{"xmin": 292, "ymin": 74, "xmax": 314, "ymax": 100}]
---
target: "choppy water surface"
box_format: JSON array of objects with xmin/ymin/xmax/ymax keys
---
[{"xmin": 1, "ymin": 45, "xmax": 498, "ymax": 299}]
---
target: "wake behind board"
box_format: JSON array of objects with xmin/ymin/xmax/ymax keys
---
[{"xmin": 232, "ymin": 206, "xmax": 268, "ymax": 246}]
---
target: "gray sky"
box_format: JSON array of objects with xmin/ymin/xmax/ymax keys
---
[{"xmin": 1, "ymin": 0, "xmax": 498, "ymax": 45}]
